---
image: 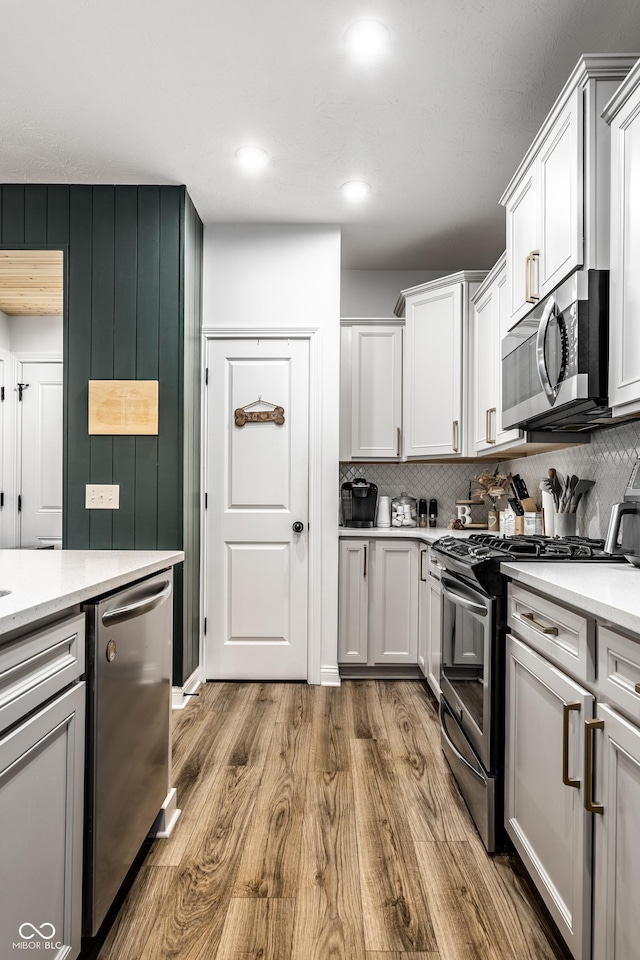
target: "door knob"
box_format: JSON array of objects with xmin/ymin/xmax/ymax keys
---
[{"xmin": 292, "ymin": 521, "xmax": 304, "ymax": 533}]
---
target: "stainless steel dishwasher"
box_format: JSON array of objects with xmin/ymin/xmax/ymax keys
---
[{"xmin": 82, "ymin": 569, "xmax": 172, "ymax": 936}]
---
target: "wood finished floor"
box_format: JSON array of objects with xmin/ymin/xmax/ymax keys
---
[{"xmin": 95, "ymin": 680, "xmax": 567, "ymax": 960}]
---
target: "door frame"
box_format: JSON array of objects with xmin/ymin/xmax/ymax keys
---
[
  {"xmin": 5, "ymin": 353, "xmax": 63, "ymax": 548},
  {"xmin": 201, "ymin": 327, "xmax": 324, "ymax": 685}
]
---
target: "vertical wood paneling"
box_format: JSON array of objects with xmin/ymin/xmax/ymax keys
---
[
  {"xmin": 112, "ymin": 187, "xmax": 138, "ymax": 549},
  {"xmin": 89, "ymin": 187, "xmax": 116, "ymax": 547},
  {"xmin": 157, "ymin": 187, "xmax": 181, "ymax": 551},
  {"xmin": 66, "ymin": 185, "xmax": 93, "ymax": 548},
  {"xmin": 1, "ymin": 185, "xmax": 25, "ymax": 243},
  {"xmin": 134, "ymin": 187, "xmax": 160, "ymax": 549},
  {"xmin": 0, "ymin": 183, "xmax": 202, "ymax": 684}
]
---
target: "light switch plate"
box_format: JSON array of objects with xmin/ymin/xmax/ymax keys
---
[{"xmin": 85, "ymin": 484, "xmax": 120, "ymax": 509}]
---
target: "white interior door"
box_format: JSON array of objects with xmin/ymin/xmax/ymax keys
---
[
  {"xmin": 18, "ymin": 360, "xmax": 63, "ymax": 548},
  {"xmin": 205, "ymin": 338, "xmax": 309, "ymax": 680}
]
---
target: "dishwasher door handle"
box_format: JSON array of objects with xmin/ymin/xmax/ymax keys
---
[{"xmin": 101, "ymin": 581, "xmax": 172, "ymax": 627}]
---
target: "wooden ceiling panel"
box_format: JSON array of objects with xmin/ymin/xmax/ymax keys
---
[{"xmin": 0, "ymin": 250, "xmax": 63, "ymax": 316}]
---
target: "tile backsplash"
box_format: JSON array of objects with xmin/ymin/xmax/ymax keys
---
[
  {"xmin": 340, "ymin": 419, "xmax": 640, "ymax": 537},
  {"xmin": 499, "ymin": 420, "xmax": 640, "ymax": 539},
  {"xmin": 339, "ymin": 461, "xmax": 489, "ymax": 527}
]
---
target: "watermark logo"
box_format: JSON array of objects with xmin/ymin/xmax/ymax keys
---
[{"xmin": 13, "ymin": 922, "xmax": 62, "ymax": 950}]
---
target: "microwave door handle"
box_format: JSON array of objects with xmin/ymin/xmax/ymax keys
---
[
  {"xmin": 536, "ymin": 297, "xmax": 557, "ymax": 404},
  {"xmin": 441, "ymin": 585, "xmax": 488, "ymax": 617}
]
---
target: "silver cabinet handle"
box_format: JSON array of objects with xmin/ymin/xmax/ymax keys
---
[
  {"xmin": 363, "ymin": 544, "xmax": 367, "ymax": 578},
  {"xmin": 487, "ymin": 407, "xmax": 496, "ymax": 444},
  {"xmin": 101, "ymin": 581, "xmax": 172, "ymax": 626},
  {"xmin": 562, "ymin": 702, "xmax": 581, "ymax": 789},
  {"xmin": 520, "ymin": 611, "xmax": 559, "ymax": 636},
  {"xmin": 452, "ymin": 420, "xmax": 459, "ymax": 453},
  {"xmin": 420, "ymin": 550, "xmax": 427, "ymax": 582},
  {"xmin": 526, "ymin": 250, "xmax": 540, "ymax": 304},
  {"xmin": 584, "ymin": 718, "xmax": 604, "ymax": 815},
  {"xmin": 396, "ymin": 426, "xmax": 401, "ymax": 457}
]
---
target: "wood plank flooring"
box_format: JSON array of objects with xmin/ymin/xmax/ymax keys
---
[{"xmin": 94, "ymin": 680, "xmax": 568, "ymax": 960}]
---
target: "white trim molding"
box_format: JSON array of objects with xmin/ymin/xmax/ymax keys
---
[
  {"xmin": 320, "ymin": 664, "xmax": 341, "ymax": 686},
  {"xmin": 172, "ymin": 666, "xmax": 203, "ymax": 710},
  {"xmin": 148, "ymin": 787, "xmax": 181, "ymax": 839}
]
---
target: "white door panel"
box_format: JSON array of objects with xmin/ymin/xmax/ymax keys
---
[
  {"xmin": 206, "ymin": 338, "xmax": 309, "ymax": 680},
  {"xmin": 19, "ymin": 361, "xmax": 63, "ymax": 548}
]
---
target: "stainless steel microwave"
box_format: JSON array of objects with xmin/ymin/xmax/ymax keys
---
[{"xmin": 502, "ymin": 269, "xmax": 609, "ymax": 433}]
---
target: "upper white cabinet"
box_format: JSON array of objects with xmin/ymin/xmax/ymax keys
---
[
  {"xmin": 471, "ymin": 255, "xmax": 523, "ymax": 454},
  {"xmin": 403, "ymin": 272, "xmax": 486, "ymax": 458},
  {"xmin": 340, "ymin": 322, "xmax": 403, "ymax": 460},
  {"xmin": 603, "ymin": 59, "xmax": 640, "ymax": 416},
  {"xmin": 501, "ymin": 55, "xmax": 638, "ymax": 330}
]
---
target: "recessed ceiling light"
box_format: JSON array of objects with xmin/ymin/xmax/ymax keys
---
[
  {"xmin": 235, "ymin": 146, "xmax": 269, "ymax": 172},
  {"xmin": 344, "ymin": 20, "xmax": 389, "ymax": 61},
  {"xmin": 341, "ymin": 180, "xmax": 372, "ymax": 202}
]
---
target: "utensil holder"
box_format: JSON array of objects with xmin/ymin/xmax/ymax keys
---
[{"xmin": 554, "ymin": 512, "xmax": 576, "ymax": 537}]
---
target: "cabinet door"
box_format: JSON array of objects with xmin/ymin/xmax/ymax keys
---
[
  {"xmin": 371, "ymin": 541, "xmax": 419, "ymax": 664},
  {"xmin": 347, "ymin": 325, "xmax": 402, "ymax": 459},
  {"xmin": 592, "ymin": 703, "xmax": 640, "ymax": 960},
  {"xmin": 609, "ymin": 84, "xmax": 640, "ymax": 413},
  {"xmin": 404, "ymin": 284, "xmax": 462, "ymax": 457},
  {"xmin": 426, "ymin": 573, "xmax": 442, "ymax": 700},
  {"xmin": 494, "ymin": 268, "xmax": 523, "ymax": 447},
  {"xmin": 472, "ymin": 283, "xmax": 498, "ymax": 453},
  {"xmin": 338, "ymin": 540, "xmax": 369, "ymax": 663},
  {"xmin": 505, "ymin": 635, "xmax": 592, "ymax": 960},
  {"xmin": 505, "ymin": 166, "xmax": 539, "ymax": 328},
  {"xmin": 417, "ymin": 549, "xmax": 429, "ymax": 677},
  {"xmin": 0, "ymin": 683, "xmax": 85, "ymax": 960},
  {"xmin": 539, "ymin": 89, "xmax": 583, "ymax": 297}
]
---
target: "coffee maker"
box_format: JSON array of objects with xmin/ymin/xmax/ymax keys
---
[
  {"xmin": 605, "ymin": 457, "xmax": 640, "ymax": 565},
  {"xmin": 341, "ymin": 479, "xmax": 378, "ymax": 528}
]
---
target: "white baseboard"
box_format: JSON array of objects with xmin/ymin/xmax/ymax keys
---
[
  {"xmin": 172, "ymin": 666, "xmax": 203, "ymax": 709},
  {"xmin": 148, "ymin": 787, "xmax": 181, "ymax": 839},
  {"xmin": 320, "ymin": 664, "xmax": 341, "ymax": 686}
]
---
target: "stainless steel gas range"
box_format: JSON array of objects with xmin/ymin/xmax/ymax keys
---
[{"xmin": 431, "ymin": 533, "xmax": 625, "ymax": 853}]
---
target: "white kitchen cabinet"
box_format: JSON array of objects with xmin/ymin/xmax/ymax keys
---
[
  {"xmin": 603, "ymin": 60, "xmax": 640, "ymax": 416},
  {"xmin": 0, "ymin": 682, "xmax": 85, "ymax": 960},
  {"xmin": 592, "ymin": 703, "xmax": 640, "ymax": 960},
  {"xmin": 471, "ymin": 255, "xmax": 522, "ymax": 455},
  {"xmin": 505, "ymin": 634, "xmax": 593, "ymax": 960},
  {"xmin": 338, "ymin": 538, "xmax": 420, "ymax": 669},
  {"xmin": 501, "ymin": 55, "xmax": 637, "ymax": 330},
  {"xmin": 340, "ymin": 321, "xmax": 403, "ymax": 460},
  {"xmin": 337, "ymin": 539, "xmax": 369, "ymax": 664},
  {"xmin": 403, "ymin": 272, "xmax": 486, "ymax": 459}
]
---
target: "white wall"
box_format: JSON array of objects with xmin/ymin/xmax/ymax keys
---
[
  {"xmin": 203, "ymin": 224, "xmax": 342, "ymax": 685},
  {"xmin": 0, "ymin": 311, "xmax": 9, "ymax": 351},
  {"xmin": 340, "ymin": 269, "xmax": 450, "ymax": 318},
  {"xmin": 9, "ymin": 315, "xmax": 63, "ymax": 354}
]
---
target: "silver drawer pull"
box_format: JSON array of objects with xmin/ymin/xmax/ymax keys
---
[
  {"xmin": 521, "ymin": 612, "xmax": 559, "ymax": 636},
  {"xmin": 635, "ymin": 683, "xmax": 640, "ymax": 695}
]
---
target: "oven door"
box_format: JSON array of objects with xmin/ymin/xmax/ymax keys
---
[{"xmin": 440, "ymin": 572, "xmax": 494, "ymax": 771}]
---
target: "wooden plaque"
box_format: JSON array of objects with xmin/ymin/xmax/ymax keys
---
[{"xmin": 88, "ymin": 380, "xmax": 159, "ymax": 435}]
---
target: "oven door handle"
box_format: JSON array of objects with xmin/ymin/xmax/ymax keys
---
[
  {"xmin": 441, "ymin": 585, "xmax": 488, "ymax": 617},
  {"xmin": 536, "ymin": 296, "xmax": 558, "ymax": 405},
  {"xmin": 441, "ymin": 709, "xmax": 486, "ymax": 784}
]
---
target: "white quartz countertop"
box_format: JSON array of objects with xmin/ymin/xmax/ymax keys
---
[
  {"xmin": 339, "ymin": 526, "xmax": 472, "ymax": 544},
  {"xmin": 501, "ymin": 560, "xmax": 640, "ymax": 636},
  {"xmin": 0, "ymin": 549, "xmax": 184, "ymax": 636}
]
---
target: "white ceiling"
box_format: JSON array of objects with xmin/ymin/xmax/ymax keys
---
[{"xmin": 2, "ymin": 0, "xmax": 640, "ymax": 269}]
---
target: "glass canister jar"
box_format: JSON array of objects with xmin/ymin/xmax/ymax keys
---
[{"xmin": 391, "ymin": 492, "xmax": 417, "ymax": 527}]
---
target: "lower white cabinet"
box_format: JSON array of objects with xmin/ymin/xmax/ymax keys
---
[
  {"xmin": 506, "ymin": 584, "xmax": 640, "ymax": 960},
  {"xmin": 339, "ymin": 538, "xmax": 419, "ymax": 667},
  {"xmin": 418, "ymin": 548, "xmax": 443, "ymax": 699},
  {"xmin": 592, "ymin": 703, "xmax": 640, "ymax": 960},
  {"xmin": 0, "ymin": 682, "xmax": 85, "ymax": 959},
  {"xmin": 505, "ymin": 634, "xmax": 592, "ymax": 960}
]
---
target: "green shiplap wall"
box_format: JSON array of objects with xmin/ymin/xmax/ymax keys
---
[{"xmin": 0, "ymin": 184, "xmax": 202, "ymax": 685}]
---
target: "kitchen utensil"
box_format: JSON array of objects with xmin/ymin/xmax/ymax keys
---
[
  {"xmin": 512, "ymin": 474, "xmax": 529, "ymax": 500},
  {"xmin": 508, "ymin": 497, "xmax": 525, "ymax": 516},
  {"xmin": 572, "ymin": 479, "xmax": 595, "ymax": 512}
]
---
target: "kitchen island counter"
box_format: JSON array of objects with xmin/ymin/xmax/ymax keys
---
[{"xmin": 0, "ymin": 549, "xmax": 184, "ymax": 637}]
